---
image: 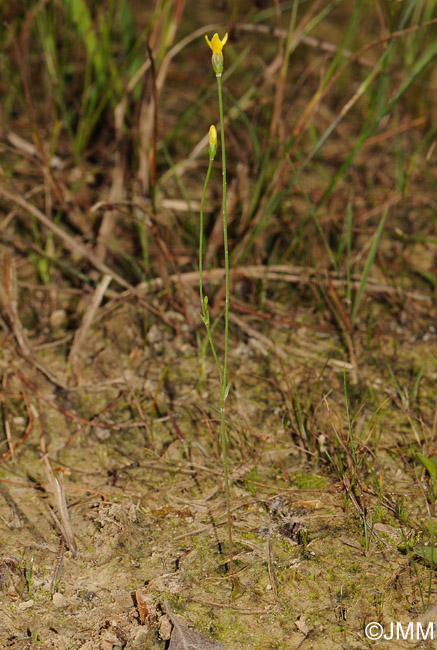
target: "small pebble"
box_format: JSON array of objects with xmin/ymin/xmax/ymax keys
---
[
  {"xmin": 159, "ymin": 615, "xmax": 172, "ymax": 641},
  {"xmin": 17, "ymin": 599, "xmax": 34, "ymax": 610},
  {"xmin": 50, "ymin": 309, "xmax": 67, "ymax": 329},
  {"xmin": 53, "ymin": 592, "xmax": 67, "ymax": 608}
]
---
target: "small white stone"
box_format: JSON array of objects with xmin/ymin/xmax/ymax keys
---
[
  {"xmin": 95, "ymin": 427, "xmax": 111, "ymax": 440},
  {"xmin": 159, "ymin": 615, "xmax": 172, "ymax": 640},
  {"xmin": 295, "ymin": 616, "xmax": 309, "ymax": 635},
  {"xmin": 53, "ymin": 592, "xmax": 67, "ymax": 608},
  {"xmin": 50, "ymin": 309, "xmax": 67, "ymax": 329},
  {"xmin": 17, "ymin": 599, "xmax": 34, "ymax": 610},
  {"xmin": 146, "ymin": 325, "xmax": 161, "ymax": 345}
]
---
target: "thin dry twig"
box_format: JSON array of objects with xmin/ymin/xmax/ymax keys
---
[
  {"xmin": 16, "ymin": 372, "xmax": 145, "ymax": 431},
  {"xmin": 266, "ymin": 535, "xmax": 278, "ymax": 601},
  {"xmin": 50, "ymin": 539, "xmax": 66, "ymax": 596},
  {"xmin": 0, "ymin": 372, "xmax": 34, "ymax": 462},
  {"xmin": 228, "ymin": 312, "xmax": 288, "ymax": 360},
  {"xmin": 0, "ymin": 256, "xmax": 33, "ymax": 359},
  {"xmin": 235, "ymin": 21, "xmax": 375, "ymax": 68},
  {"xmin": 64, "ymin": 388, "xmax": 130, "ymax": 447},
  {"xmin": 0, "ymin": 256, "xmax": 65, "ymax": 387},
  {"xmin": 127, "ymin": 264, "xmax": 432, "ymax": 304},
  {"xmin": 137, "ymin": 3, "xmax": 187, "ymax": 194},
  {"xmin": 1, "ymin": 369, "xmax": 15, "ymax": 461},
  {"xmin": 0, "ymin": 182, "xmax": 131, "ymax": 290},
  {"xmin": 39, "ymin": 399, "xmax": 78, "ymax": 556},
  {"xmin": 0, "ymin": 476, "xmax": 107, "ymax": 501},
  {"xmin": 41, "ymin": 453, "xmax": 79, "ymax": 558},
  {"xmin": 95, "ymin": 97, "xmax": 127, "ymax": 262},
  {"xmin": 68, "ymin": 274, "xmax": 112, "ymax": 371}
]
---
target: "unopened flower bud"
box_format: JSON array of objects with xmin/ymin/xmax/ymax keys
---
[{"xmin": 208, "ymin": 125, "xmax": 217, "ymax": 160}]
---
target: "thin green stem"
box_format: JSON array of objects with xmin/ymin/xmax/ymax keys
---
[
  {"xmin": 216, "ymin": 73, "xmax": 233, "ymax": 575},
  {"xmin": 199, "ymin": 158, "xmax": 222, "ymax": 379},
  {"xmin": 199, "ymin": 160, "xmax": 212, "ymax": 307}
]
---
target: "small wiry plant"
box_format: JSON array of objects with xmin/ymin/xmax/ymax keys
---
[
  {"xmin": 399, "ymin": 513, "xmax": 435, "ymax": 612},
  {"xmin": 199, "ymin": 32, "xmax": 233, "ymax": 573},
  {"xmin": 323, "ymin": 373, "xmax": 376, "ymax": 553}
]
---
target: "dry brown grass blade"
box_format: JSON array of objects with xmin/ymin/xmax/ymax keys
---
[
  {"xmin": 16, "ymin": 372, "xmax": 142, "ymax": 432},
  {"xmin": 290, "ymin": 16, "xmax": 437, "ymax": 142},
  {"xmin": 228, "ymin": 312, "xmax": 288, "ymax": 361},
  {"xmin": 95, "ymin": 98, "xmax": 126, "ymax": 262},
  {"xmin": 0, "ymin": 255, "xmax": 33, "ymax": 358},
  {"xmin": 324, "ymin": 276, "xmax": 359, "ymax": 384},
  {"xmin": 1, "ymin": 369, "xmax": 15, "ymax": 461},
  {"xmin": 234, "ymin": 21, "xmax": 375, "ymax": 68},
  {"xmin": 0, "ymin": 475, "xmax": 108, "ymax": 501},
  {"xmin": 0, "ymin": 255, "xmax": 67, "ymax": 387},
  {"xmin": 96, "ymin": 6, "xmax": 201, "ymax": 267},
  {"xmin": 147, "ymin": 41, "xmax": 158, "ymax": 201},
  {"xmin": 41, "ymin": 455, "xmax": 79, "ymax": 558},
  {"xmin": 39, "ymin": 406, "xmax": 78, "ymax": 556},
  {"xmin": 206, "ymin": 176, "xmax": 239, "ymax": 267},
  {"xmin": 266, "ymin": 536, "xmax": 278, "ymax": 602},
  {"xmin": 68, "ymin": 274, "xmax": 112, "ymax": 374},
  {"xmin": 10, "ymin": 6, "xmax": 68, "ymax": 211},
  {"xmin": 127, "ymin": 264, "xmax": 431, "ymax": 304},
  {"xmin": 131, "ymin": 23, "xmax": 221, "ymax": 186},
  {"xmin": 0, "ymin": 372, "xmax": 34, "ymax": 462},
  {"xmin": 269, "ymin": 0, "xmax": 326, "ymax": 142},
  {"xmin": 137, "ymin": 1, "xmax": 186, "ymax": 194},
  {"xmin": 0, "ymin": 182, "xmax": 132, "ymax": 290},
  {"xmin": 0, "ymin": 127, "xmax": 63, "ymax": 168}
]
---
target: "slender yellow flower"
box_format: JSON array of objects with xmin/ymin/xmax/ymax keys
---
[
  {"xmin": 208, "ymin": 124, "xmax": 217, "ymax": 160},
  {"xmin": 205, "ymin": 32, "xmax": 228, "ymax": 76},
  {"xmin": 205, "ymin": 33, "xmax": 228, "ymax": 55}
]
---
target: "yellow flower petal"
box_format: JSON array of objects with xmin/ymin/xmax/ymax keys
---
[
  {"xmin": 208, "ymin": 125, "xmax": 217, "ymax": 146},
  {"xmin": 208, "ymin": 125, "xmax": 217, "ymax": 160},
  {"xmin": 205, "ymin": 32, "xmax": 228, "ymax": 55}
]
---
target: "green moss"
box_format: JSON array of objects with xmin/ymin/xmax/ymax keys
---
[{"xmin": 289, "ymin": 472, "xmax": 328, "ymax": 489}]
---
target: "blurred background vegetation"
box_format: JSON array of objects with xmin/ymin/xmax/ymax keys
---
[{"xmin": 1, "ymin": 0, "xmax": 436, "ymax": 307}]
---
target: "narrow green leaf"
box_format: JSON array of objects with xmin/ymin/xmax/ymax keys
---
[
  {"xmin": 414, "ymin": 546, "xmax": 437, "ymax": 565},
  {"xmin": 351, "ymin": 207, "xmax": 389, "ymax": 324},
  {"xmin": 417, "ymin": 454, "xmax": 437, "ymax": 481}
]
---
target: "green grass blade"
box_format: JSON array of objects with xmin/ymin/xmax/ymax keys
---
[
  {"xmin": 298, "ymin": 178, "xmax": 338, "ymax": 271},
  {"xmin": 351, "ymin": 207, "xmax": 389, "ymax": 324},
  {"xmin": 65, "ymin": 0, "xmax": 106, "ymax": 86},
  {"xmin": 318, "ymin": 38, "xmax": 437, "ymax": 209}
]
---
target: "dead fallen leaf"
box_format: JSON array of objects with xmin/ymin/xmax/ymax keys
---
[
  {"xmin": 164, "ymin": 600, "xmax": 230, "ymax": 650},
  {"xmin": 295, "ymin": 615, "xmax": 309, "ymax": 635},
  {"xmin": 136, "ymin": 589, "xmax": 151, "ymax": 625}
]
